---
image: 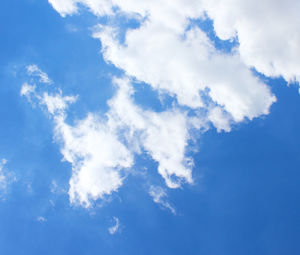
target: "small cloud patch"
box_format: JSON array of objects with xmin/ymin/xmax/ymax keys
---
[{"xmin": 108, "ymin": 217, "xmax": 121, "ymax": 235}]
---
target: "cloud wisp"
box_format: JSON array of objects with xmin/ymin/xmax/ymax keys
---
[
  {"xmin": 0, "ymin": 159, "xmax": 16, "ymax": 200},
  {"xmin": 149, "ymin": 185, "xmax": 176, "ymax": 215},
  {"xmin": 108, "ymin": 217, "xmax": 121, "ymax": 235}
]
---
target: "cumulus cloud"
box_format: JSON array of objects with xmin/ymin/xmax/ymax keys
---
[
  {"xmin": 29, "ymin": 0, "xmax": 300, "ymax": 208},
  {"xmin": 94, "ymin": 16, "xmax": 275, "ymax": 123},
  {"xmin": 201, "ymin": 0, "xmax": 300, "ymax": 84},
  {"xmin": 22, "ymin": 87, "xmax": 130, "ymax": 207},
  {"xmin": 107, "ymin": 78, "xmax": 194, "ymax": 189},
  {"xmin": 56, "ymin": 113, "xmax": 133, "ymax": 207},
  {"xmin": 149, "ymin": 185, "xmax": 176, "ymax": 214},
  {"xmin": 47, "ymin": 0, "xmax": 277, "ymax": 122},
  {"xmin": 22, "ymin": 67, "xmax": 196, "ymax": 205},
  {"xmin": 108, "ymin": 217, "xmax": 121, "ymax": 235},
  {"xmin": 58, "ymin": 76, "xmax": 199, "ymax": 205},
  {"xmin": 48, "ymin": 0, "xmax": 300, "ymax": 88},
  {"xmin": 21, "ymin": 66, "xmax": 133, "ymax": 207},
  {"xmin": 208, "ymin": 106, "xmax": 232, "ymax": 133}
]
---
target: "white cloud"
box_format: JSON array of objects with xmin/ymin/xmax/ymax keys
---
[
  {"xmin": 41, "ymin": 91, "xmax": 77, "ymax": 116},
  {"xmin": 20, "ymin": 38, "xmax": 274, "ymax": 206},
  {"xmin": 55, "ymin": 77, "xmax": 193, "ymax": 205},
  {"xmin": 20, "ymin": 72, "xmax": 77, "ymax": 118},
  {"xmin": 55, "ymin": 113, "xmax": 133, "ymax": 207},
  {"xmin": 27, "ymin": 64, "xmax": 52, "ymax": 84},
  {"xmin": 208, "ymin": 106, "xmax": 232, "ymax": 133},
  {"xmin": 108, "ymin": 217, "xmax": 121, "ymax": 235},
  {"xmin": 21, "ymin": 66, "xmax": 133, "ymax": 207},
  {"xmin": 93, "ymin": 6, "xmax": 276, "ymax": 123},
  {"xmin": 22, "ymin": 87, "xmax": 132, "ymax": 207},
  {"xmin": 107, "ymin": 78, "xmax": 194, "ymax": 189},
  {"xmin": 48, "ymin": 0, "xmax": 277, "ymax": 122},
  {"xmin": 201, "ymin": 0, "xmax": 300, "ymax": 84},
  {"xmin": 20, "ymin": 83, "xmax": 36, "ymax": 102},
  {"xmin": 22, "ymin": 66, "xmax": 196, "ymax": 206},
  {"xmin": 48, "ymin": 0, "xmax": 79, "ymax": 17},
  {"xmin": 48, "ymin": 0, "xmax": 113, "ymax": 17},
  {"xmin": 149, "ymin": 185, "xmax": 176, "ymax": 214},
  {"xmin": 29, "ymin": 0, "xmax": 300, "ymax": 208},
  {"xmin": 48, "ymin": 0, "xmax": 300, "ymax": 88}
]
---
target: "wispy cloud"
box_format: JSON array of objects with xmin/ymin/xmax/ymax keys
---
[
  {"xmin": 108, "ymin": 217, "xmax": 121, "ymax": 235},
  {"xmin": 27, "ymin": 64, "xmax": 52, "ymax": 84},
  {"xmin": 37, "ymin": 216, "xmax": 47, "ymax": 223},
  {"xmin": 0, "ymin": 159, "xmax": 16, "ymax": 199},
  {"xmin": 149, "ymin": 185, "xmax": 176, "ymax": 215}
]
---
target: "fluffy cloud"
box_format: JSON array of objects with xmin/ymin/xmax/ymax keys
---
[
  {"xmin": 22, "ymin": 66, "xmax": 196, "ymax": 206},
  {"xmin": 107, "ymin": 78, "xmax": 193, "ymax": 189},
  {"xmin": 20, "ymin": 82, "xmax": 36, "ymax": 100},
  {"xmin": 21, "ymin": 77, "xmax": 132, "ymax": 207},
  {"xmin": 31, "ymin": 0, "xmax": 300, "ymax": 207},
  {"xmin": 48, "ymin": 0, "xmax": 300, "ymax": 87},
  {"xmin": 41, "ymin": 92, "xmax": 77, "ymax": 116},
  {"xmin": 55, "ymin": 113, "xmax": 133, "ymax": 206},
  {"xmin": 95, "ymin": 24, "xmax": 276, "ymax": 122},
  {"xmin": 201, "ymin": 0, "xmax": 300, "ymax": 84},
  {"xmin": 48, "ymin": 0, "xmax": 78, "ymax": 17},
  {"xmin": 49, "ymin": 0, "xmax": 276, "ymax": 122}
]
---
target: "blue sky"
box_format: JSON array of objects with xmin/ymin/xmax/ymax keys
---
[{"xmin": 0, "ymin": 0, "xmax": 300, "ymax": 254}]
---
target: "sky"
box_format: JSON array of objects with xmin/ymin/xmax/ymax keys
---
[{"xmin": 0, "ymin": 0, "xmax": 300, "ymax": 254}]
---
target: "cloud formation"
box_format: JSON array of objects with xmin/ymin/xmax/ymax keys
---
[
  {"xmin": 94, "ymin": 16, "xmax": 275, "ymax": 123},
  {"xmin": 25, "ymin": 0, "xmax": 300, "ymax": 208},
  {"xmin": 21, "ymin": 75, "xmax": 131, "ymax": 207},
  {"xmin": 49, "ymin": 0, "xmax": 278, "ymax": 128},
  {"xmin": 201, "ymin": 0, "xmax": 300, "ymax": 84},
  {"xmin": 49, "ymin": 0, "xmax": 300, "ymax": 87},
  {"xmin": 22, "ymin": 69, "xmax": 196, "ymax": 206},
  {"xmin": 50, "ymin": 0, "xmax": 277, "ymax": 122}
]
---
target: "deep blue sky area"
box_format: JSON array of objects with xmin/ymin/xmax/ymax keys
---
[{"xmin": 0, "ymin": 1, "xmax": 300, "ymax": 255}]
